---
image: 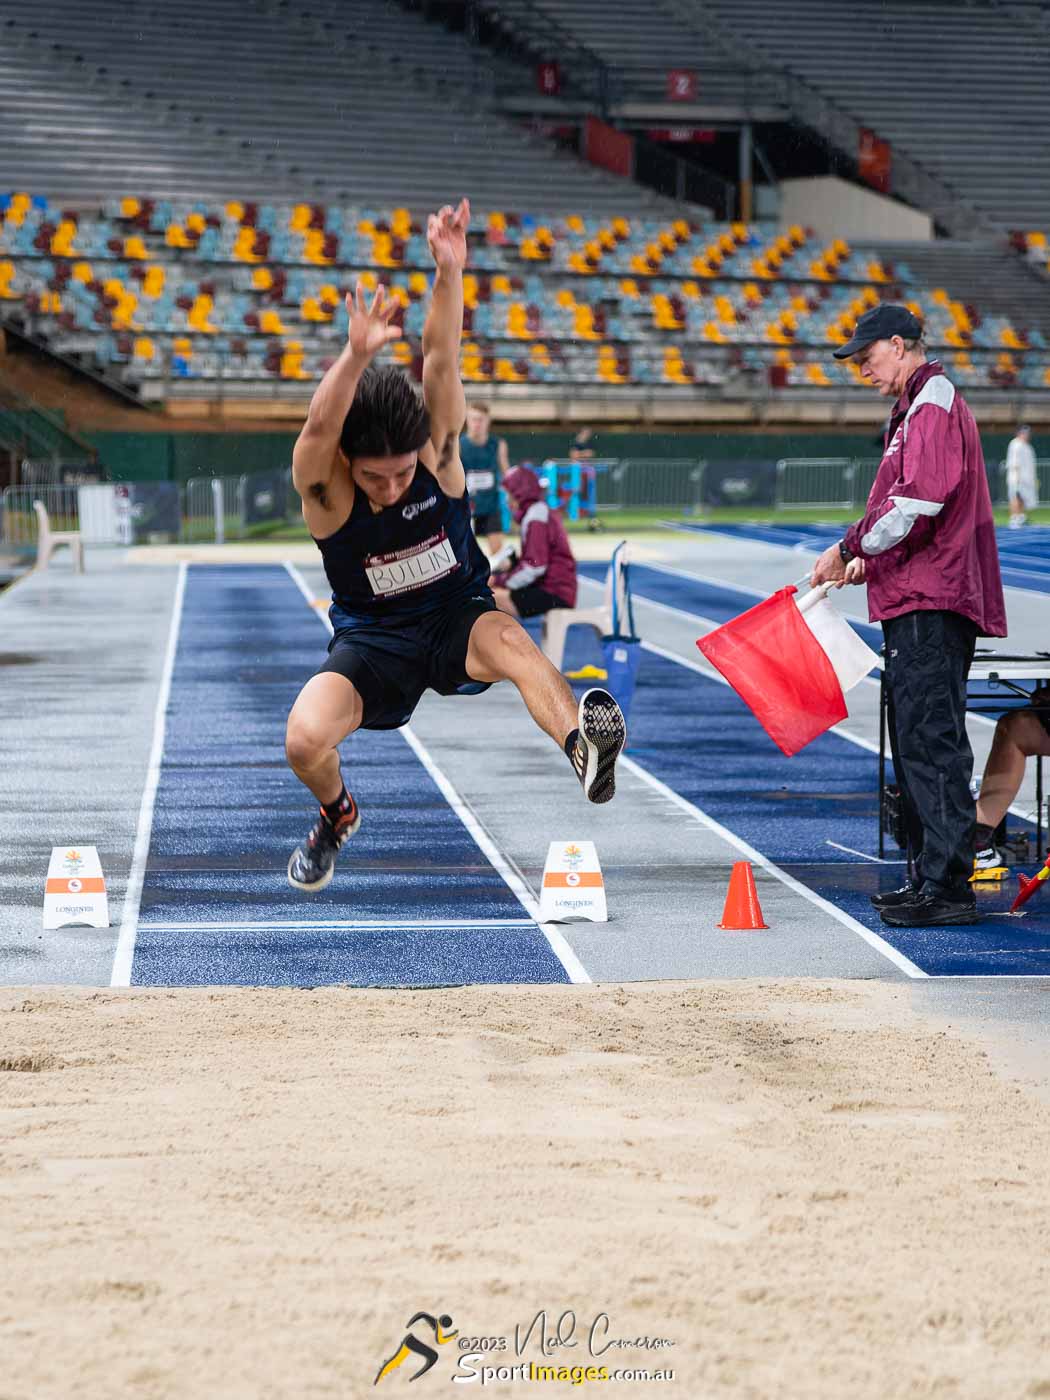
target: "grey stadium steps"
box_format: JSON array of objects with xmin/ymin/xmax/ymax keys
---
[{"xmin": 0, "ymin": 0, "xmax": 676, "ymax": 212}]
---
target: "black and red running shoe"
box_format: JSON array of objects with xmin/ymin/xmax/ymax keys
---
[{"xmin": 287, "ymin": 799, "xmax": 361, "ymax": 892}]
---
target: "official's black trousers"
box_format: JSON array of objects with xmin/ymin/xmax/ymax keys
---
[{"xmin": 883, "ymin": 609, "xmax": 978, "ymax": 895}]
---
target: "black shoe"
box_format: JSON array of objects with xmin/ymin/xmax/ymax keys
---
[
  {"xmin": 570, "ymin": 688, "xmax": 626, "ymax": 804},
  {"xmin": 287, "ymin": 802, "xmax": 361, "ymax": 892},
  {"xmin": 879, "ymin": 892, "xmax": 978, "ymax": 928},
  {"xmin": 870, "ymin": 882, "xmax": 920, "ymax": 910}
]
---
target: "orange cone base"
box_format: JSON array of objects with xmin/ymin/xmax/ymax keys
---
[{"xmin": 717, "ymin": 861, "xmax": 769, "ymax": 930}]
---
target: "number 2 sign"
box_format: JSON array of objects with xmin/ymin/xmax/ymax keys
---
[{"xmin": 666, "ymin": 69, "xmax": 697, "ymax": 101}]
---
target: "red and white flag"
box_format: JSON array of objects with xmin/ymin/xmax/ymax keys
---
[{"xmin": 696, "ymin": 585, "xmax": 876, "ymax": 756}]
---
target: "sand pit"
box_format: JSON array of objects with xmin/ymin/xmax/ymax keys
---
[{"xmin": 3, "ymin": 979, "xmax": 1050, "ymax": 1399}]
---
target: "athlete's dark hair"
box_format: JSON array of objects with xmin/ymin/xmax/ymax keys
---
[{"xmin": 340, "ymin": 364, "xmax": 431, "ymax": 461}]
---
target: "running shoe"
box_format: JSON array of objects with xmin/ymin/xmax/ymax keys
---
[
  {"xmin": 287, "ymin": 801, "xmax": 361, "ymax": 892},
  {"xmin": 869, "ymin": 881, "xmax": 920, "ymax": 910},
  {"xmin": 879, "ymin": 891, "xmax": 978, "ymax": 927},
  {"xmin": 970, "ymin": 845, "xmax": 1007, "ymax": 882},
  {"xmin": 570, "ymin": 687, "xmax": 626, "ymax": 804}
]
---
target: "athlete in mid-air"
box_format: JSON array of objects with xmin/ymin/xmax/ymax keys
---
[{"xmin": 285, "ymin": 197, "xmax": 626, "ymax": 891}]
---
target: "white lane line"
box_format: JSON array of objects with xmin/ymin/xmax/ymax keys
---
[
  {"xmin": 110, "ymin": 560, "xmax": 188, "ymax": 987},
  {"xmin": 617, "ymin": 753, "xmax": 926, "ymax": 979},
  {"xmin": 572, "ymin": 607, "xmax": 923, "ymax": 974},
  {"xmin": 825, "ymin": 840, "xmax": 896, "ymax": 864},
  {"xmin": 142, "ymin": 919, "xmax": 539, "ymax": 932},
  {"xmin": 283, "ymin": 561, "xmax": 591, "ymax": 985},
  {"xmin": 635, "ymin": 630, "xmax": 1037, "ymax": 846}
]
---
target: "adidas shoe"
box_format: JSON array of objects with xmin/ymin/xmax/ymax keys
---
[
  {"xmin": 287, "ymin": 800, "xmax": 361, "ymax": 892},
  {"xmin": 570, "ymin": 687, "xmax": 626, "ymax": 804}
]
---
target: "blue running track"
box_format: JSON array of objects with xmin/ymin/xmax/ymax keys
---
[
  {"xmin": 130, "ymin": 565, "xmax": 570, "ymax": 987},
  {"xmin": 664, "ymin": 522, "xmax": 1050, "ymax": 596},
  {"xmin": 579, "ymin": 561, "xmax": 1050, "ymax": 975}
]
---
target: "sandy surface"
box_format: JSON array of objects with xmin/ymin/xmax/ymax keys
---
[{"xmin": 3, "ymin": 980, "xmax": 1050, "ymax": 1400}]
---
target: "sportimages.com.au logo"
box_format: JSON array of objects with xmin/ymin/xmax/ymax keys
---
[{"xmin": 374, "ymin": 1309, "xmax": 676, "ymax": 1386}]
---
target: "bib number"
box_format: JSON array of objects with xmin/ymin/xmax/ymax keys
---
[{"xmin": 364, "ymin": 530, "xmax": 459, "ymax": 599}]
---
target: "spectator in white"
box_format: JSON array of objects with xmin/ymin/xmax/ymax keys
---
[
  {"xmin": 490, "ymin": 466, "xmax": 577, "ymax": 619},
  {"xmin": 1005, "ymin": 424, "xmax": 1037, "ymax": 528},
  {"xmin": 812, "ymin": 302, "xmax": 1006, "ymax": 929}
]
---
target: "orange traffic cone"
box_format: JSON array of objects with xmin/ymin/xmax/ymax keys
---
[{"xmin": 717, "ymin": 861, "xmax": 769, "ymax": 930}]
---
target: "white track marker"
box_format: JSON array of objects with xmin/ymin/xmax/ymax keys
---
[
  {"xmin": 143, "ymin": 919, "xmax": 538, "ymax": 932},
  {"xmin": 110, "ymin": 561, "xmax": 188, "ymax": 986},
  {"xmin": 283, "ymin": 561, "xmax": 591, "ymax": 984},
  {"xmin": 617, "ymin": 753, "xmax": 926, "ymax": 979}
]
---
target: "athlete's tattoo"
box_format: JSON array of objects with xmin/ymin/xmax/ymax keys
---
[{"xmin": 437, "ymin": 430, "xmax": 456, "ymax": 471}]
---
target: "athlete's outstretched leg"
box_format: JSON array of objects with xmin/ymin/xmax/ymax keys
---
[
  {"xmin": 285, "ymin": 673, "xmax": 364, "ymax": 891},
  {"xmin": 464, "ymin": 611, "xmax": 625, "ymax": 803}
]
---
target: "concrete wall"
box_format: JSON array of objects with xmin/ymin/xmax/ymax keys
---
[{"xmin": 780, "ymin": 176, "xmax": 933, "ymax": 243}]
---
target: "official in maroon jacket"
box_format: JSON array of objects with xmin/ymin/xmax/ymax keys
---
[{"xmin": 812, "ymin": 303, "xmax": 1007, "ymax": 929}]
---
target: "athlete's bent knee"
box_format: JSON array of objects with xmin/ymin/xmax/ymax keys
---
[
  {"xmin": 285, "ymin": 722, "xmax": 329, "ymax": 774},
  {"xmin": 494, "ymin": 616, "xmax": 540, "ymax": 661}
]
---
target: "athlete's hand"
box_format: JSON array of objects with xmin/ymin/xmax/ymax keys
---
[
  {"xmin": 427, "ymin": 198, "xmax": 470, "ymax": 273},
  {"xmin": 346, "ymin": 280, "xmax": 401, "ymax": 361}
]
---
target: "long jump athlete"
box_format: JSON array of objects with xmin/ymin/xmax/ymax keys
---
[{"xmin": 285, "ymin": 198, "xmax": 626, "ymax": 891}]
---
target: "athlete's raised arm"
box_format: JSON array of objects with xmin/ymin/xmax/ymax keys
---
[
  {"xmin": 291, "ymin": 281, "xmax": 401, "ymax": 513},
  {"xmin": 422, "ymin": 197, "xmax": 469, "ymax": 497}
]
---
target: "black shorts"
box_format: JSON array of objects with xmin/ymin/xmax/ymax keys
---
[
  {"xmin": 317, "ymin": 594, "xmax": 497, "ymax": 730},
  {"xmin": 511, "ymin": 585, "xmax": 569, "ymax": 619},
  {"xmin": 473, "ymin": 510, "xmax": 502, "ymax": 536}
]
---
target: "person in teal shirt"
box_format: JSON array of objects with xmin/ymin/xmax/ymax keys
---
[{"xmin": 460, "ymin": 402, "xmax": 509, "ymax": 554}]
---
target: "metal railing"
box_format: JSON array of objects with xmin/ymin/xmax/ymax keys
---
[
  {"xmin": 775, "ymin": 458, "xmax": 882, "ymax": 511},
  {"xmin": 182, "ymin": 475, "xmax": 247, "ymax": 544},
  {"xmin": 540, "ymin": 457, "xmax": 706, "ymax": 514},
  {"xmin": 181, "ymin": 469, "xmax": 294, "ymax": 543},
  {"xmin": 1, "ymin": 484, "xmax": 80, "ymax": 549},
  {"xmin": 604, "ymin": 458, "xmax": 706, "ymax": 512}
]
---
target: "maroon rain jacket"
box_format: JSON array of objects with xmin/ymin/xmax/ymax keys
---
[
  {"xmin": 501, "ymin": 466, "xmax": 577, "ymax": 606},
  {"xmin": 842, "ymin": 360, "xmax": 1006, "ymax": 636}
]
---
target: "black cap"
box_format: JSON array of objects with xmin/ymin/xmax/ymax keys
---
[{"xmin": 832, "ymin": 303, "xmax": 923, "ymax": 359}]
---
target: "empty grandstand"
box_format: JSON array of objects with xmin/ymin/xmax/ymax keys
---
[
  {"xmin": 0, "ymin": 0, "xmax": 660, "ymax": 210},
  {"xmin": 687, "ymin": 0, "xmax": 1050, "ymax": 233},
  {"xmin": 0, "ymin": 0, "xmax": 1048, "ymax": 432}
]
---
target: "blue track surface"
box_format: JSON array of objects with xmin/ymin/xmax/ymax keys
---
[
  {"xmin": 664, "ymin": 522, "xmax": 1050, "ymax": 596},
  {"xmin": 133, "ymin": 560, "xmax": 1049, "ymax": 985},
  {"xmin": 579, "ymin": 561, "xmax": 1050, "ymax": 975},
  {"xmin": 132, "ymin": 564, "xmax": 568, "ymax": 987}
]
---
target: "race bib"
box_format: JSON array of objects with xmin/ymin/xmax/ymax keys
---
[
  {"xmin": 465, "ymin": 469, "xmax": 496, "ymax": 494},
  {"xmin": 364, "ymin": 530, "xmax": 460, "ymax": 599}
]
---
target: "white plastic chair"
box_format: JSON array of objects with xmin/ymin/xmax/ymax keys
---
[
  {"xmin": 541, "ymin": 541, "xmax": 629, "ymax": 671},
  {"xmin": 34, "ymin": 499, "xmax": 85, "ymax": 573}
]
